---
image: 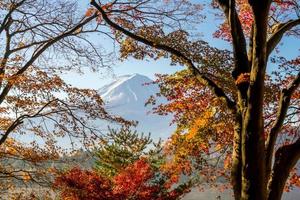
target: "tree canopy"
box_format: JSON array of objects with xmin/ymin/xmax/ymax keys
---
[{"xmin": 0, "ymin": 0, "xmax": 299, "ymax": 199}]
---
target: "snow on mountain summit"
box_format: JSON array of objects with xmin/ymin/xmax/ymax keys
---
[
  {"xmin": 99, "ymin": 73, "xmax": 158, "ymax": 107},
  {"xmin": 98, "ymin": 73, "xmax": 173, "ymax": 140}
]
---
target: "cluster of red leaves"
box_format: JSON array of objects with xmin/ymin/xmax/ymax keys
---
[
  {"xmin": 54, "ymin": 167, "xmax": 114, "ymax": 200},
  {"xmin": 54, "ymin": 159, "xmax": 185, "ymax": 200},
  {"xmin": 213, "ymin": 0, "xmax": 253, "ymax": 41},
  {"xmin": 284, "ymin": 168, "xmax": 300, "ymax": 192},
  {"xmin": 235, "ymin": 73, "xmax": 250, "ymax": 85},
  {"xmin": 113, "ymin": 159, "xmax": 157, "ymax": 199}
]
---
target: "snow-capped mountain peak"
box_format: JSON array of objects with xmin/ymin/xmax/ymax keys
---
[
  {"xmin": 99, "ymin": 73, "xmax": 156, "ymax": 106},
  {"xmin": 98, "ymin": 73, "xmax": 173, "ymax": 140}
]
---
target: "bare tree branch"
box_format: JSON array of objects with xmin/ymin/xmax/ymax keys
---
[
  {"xmin": 0, "ymin": 0, "xmax": 26, "ymax": 35},
  {"xmin": 217, "ymin": 0, "xmax": 249, "ymax": 78},
  {"xmin": 267, "ymin": 18, "xmax": 300, "ymax": 57}
]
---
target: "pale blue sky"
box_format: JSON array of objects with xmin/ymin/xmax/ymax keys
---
[
  {"xmin": 62, "ymin": 0, "xmax": 299, "ymax": 89},
  {"xmin": 62, "ymin": 0, "xmax": 227, "ymax": 88}
]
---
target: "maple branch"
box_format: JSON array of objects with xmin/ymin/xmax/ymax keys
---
[
  {"xmin": 0, "ymin": 120, "xmax": 23, "ymax": 146},
  {"xmin": 267, "ymin": 18, "xmax": 300, "ymax": 57},
  {"xmin": 91, "ymin": 0, "xmax": 236, "ymax": 113},
  {"xmin": 267, "ymin": 138, "xmax": 300, "ymax": 200},
  {"xmin": 265, "ymin": 71, "xmax": 300, "ymax": 180},
  {"xmin": 217, "ymin": 0, "xmax": 249, "ymax": 78}
]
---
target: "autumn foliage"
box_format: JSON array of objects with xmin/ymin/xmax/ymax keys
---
[
  {"xmin": 54, "ymin": 168, "xmax": 114, "ymax": 200},
  {"xmin": 55, "ymin": 158, "xmax": 188, "ymax": 200},
  {"xmin": 0, "ymin": 0, "xmax": 299, "ymax": 199},
  {"xmin": 54, "ymin": 127, "xmax": 191, "ymax": 199}
]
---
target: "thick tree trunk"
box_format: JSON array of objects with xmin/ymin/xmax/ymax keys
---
[
  {"xmin": 241, "ymin": 110, "xmax": 266, "ymax": 200},
  {"xmin": 240, "ymin": 3, "xmax": 270, "ymax": 199},
  {"xmin": 231, "ymin": 115, "xmax": 242, "ymax": 200}
]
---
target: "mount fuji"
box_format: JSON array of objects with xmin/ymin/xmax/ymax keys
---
[{"xmin": 99, "ymin": 73, "xmax": 174, "ymax": 140}]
